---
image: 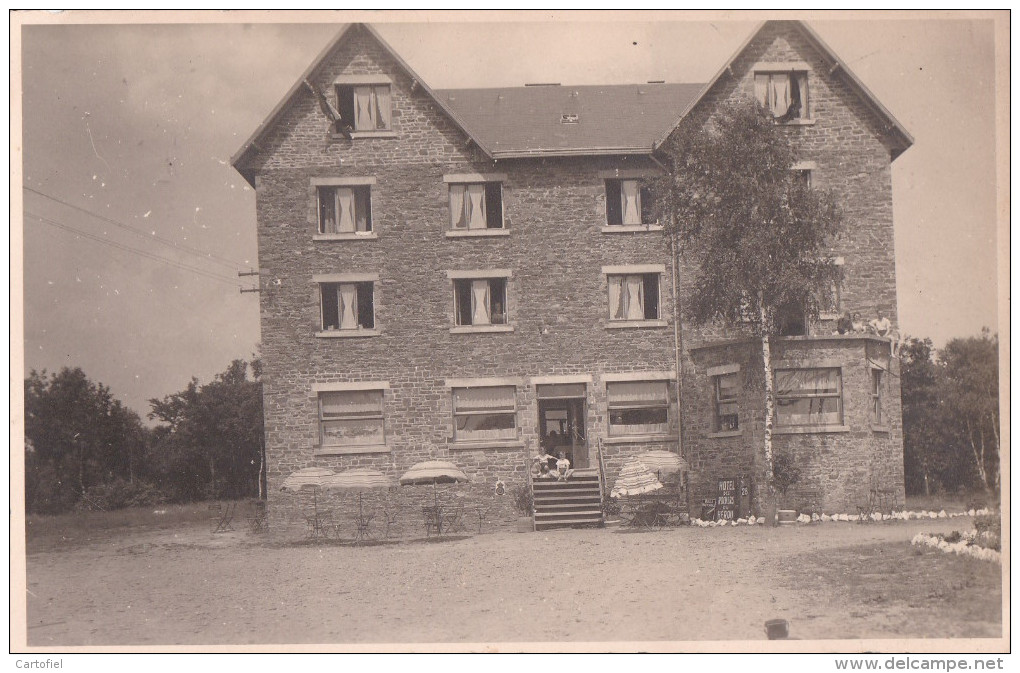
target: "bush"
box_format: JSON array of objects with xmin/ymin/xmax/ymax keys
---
[
  {"xmin": 601, "ymin": 496, "xmax": 621, "ymax": 518},
  {"xmin": 974, "ymin": 513, "xmax": 1001, "ymax": 551},
  {"xmin": 76, "ymin": 479, "xmax": 169, "ymax": 512},
  {"xmin": 511, "ymin": 484, "xmax": 533, "ymax": 516}
]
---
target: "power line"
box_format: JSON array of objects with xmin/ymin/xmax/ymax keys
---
[
  {"xmin": 23, "ymin": 185, "xmax": 249, "ymax": 271},
  {"xmin": 26, "ymin": 211, "xmax": 245, "ymax": 288}
]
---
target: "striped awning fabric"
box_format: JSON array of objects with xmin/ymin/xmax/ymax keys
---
[
  {"xmin": 399, "ymin": 461, "xmax": 471, "ymax": 485},
  {"xmin": 280, "ymin": 467, "xmax": 336, "ymax": 491},
  {"xmin": 610, "ymin": 461, "xmax": 663, "ymax": 498},
  {"xmin": 635, "ymin": 450, "xmax": 686, "ymax": 477},
  {"xmin": 321, "ymin": 468, "xmax": 393, "ymax": 492}
]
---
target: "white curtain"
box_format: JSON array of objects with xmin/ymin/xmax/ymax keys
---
[
  {"xmin": 374, "ymin": 86, "xmax": 391, "ymax": 129},
  {"xmin": 455, "ymin": 386, "xmax": 515, "ymax": 412},
  {"xmin": 449, "ymin": 184, "xmax": 466, "ymax": 228},
  {"xmin": 321, "ymin": 390, "xmax": 381, "ymax": 417},
  {"xmin": 466, "ymin": 184, "xmax": 487, "ymax": 229},
  {"xmin": 768, "ymin": 73, "xmax": 791, "ymax": 117},
  {"xmin": 621, "ymin": 180, "xmax": 641, "ymax": 225},
  {"xmin": 776, "ymin": 369, "xmax": 839, "ymax": 396},
  {"xmin": 336, "ymin": 188, "xmax": 355, "ymax": 233},
  {"xmin": 338, "ymin": 283, "xmax": 358, "ymax": 329},
  {"xmin": 609, "ymin": 275, "xmax": 625, "ymax": 319},
  {"xmin": 354, "ymin": 86, "xmax": 375, "ymax": 130},
  {"xmin": 625, "ymin": 275, "xmax": 645, "ymax": 320},
  {"xmin": 607, "ymin": 381, "xmax": 668, "ymax": 405},
  {"xmin": 470, "ymin": 280, "xmax": 491, "ymax": 325}
]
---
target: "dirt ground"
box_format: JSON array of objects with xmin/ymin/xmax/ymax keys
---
[{"xmin": 23, "ymin": 517, "xmax": 1002, "ymax": 648}]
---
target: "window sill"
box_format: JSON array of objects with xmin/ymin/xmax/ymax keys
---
[
  {"xmin": 333, "ymin": 130, "xmax": 398, "ymax": 139},
  {"xmin": 313, "ymin": 233, "xmax": 378, "ymax": 241},
  {"xmin": 605, "ymin": 320, "xmax": 668, "ymax": 330},
  {"xmin": 450, "ymin": 325, "xmax": 514, "ymax": 334},
  {"xmin": 314, "ymin": 444, "xmax": 391, "ymax": 456},
  {"xmin": 315, "ymin": 329, "xmax": 381, "ymax": 338},
  {"xmin": 448, "ymin": 440, "xmax": 525, "ymax": 451},
  {"xmin": 602, "ymin": 434, "xmax": 678, "ymax": 445},
  {"xmin": 601, "ymin": 224, "xmax": 663, "ymax": 233},
  {"xmin": 445, "ymin": 229, "xmax": 510, "ymax": 238},
  {"xmin": 707, "ymin": 430, "xmax": 744, "ymax": 439},
  {"xmin": 870, "ymin": 424, "xmax": 891, "ymax": 434},
  {"xmin": 773, "ymin": 424, "xmax": 850, "ymax": 435}
]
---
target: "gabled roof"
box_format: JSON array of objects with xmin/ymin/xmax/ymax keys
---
[
  {"xmin": 436, "ymin": 83, "xmax": 705, "ymax": 159},
  {"xmin": 232, "ymin": 20, "xmax": 913, "ymax": 183},
  {"xmin": 653, "ymin": 20, "xmax": 914, "ymax": 159},
  {"xmin": 230, "ymin": 23, "xmax": 492, "ymax": 184}
]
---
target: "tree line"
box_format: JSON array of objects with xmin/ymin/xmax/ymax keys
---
[
  {"xmin": 24, "ymin": 359, "xmax": 264, "ymax": 514},
  {"xmin": 901, "ymin": 329, "xmax": 1000, "ymax": 498}
]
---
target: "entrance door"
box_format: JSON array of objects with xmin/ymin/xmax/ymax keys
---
[{"xmin": 537, "ymin": 384, "xmax": 588, "ymax": 469}]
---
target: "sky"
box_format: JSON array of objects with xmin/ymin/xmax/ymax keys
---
[{"xmin": 17, "ymin": 13, "xmax": 1002, "ymax": 421}]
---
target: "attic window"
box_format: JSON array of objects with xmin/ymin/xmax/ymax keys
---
[
  {"xmin": 560, "ymin": 113, "xmax": 579, "ymax": 124},
  {"xmin": 754, "ymin": 69, "xmax": 809, "ymax": 122},
  {"xmin": 335, "ymin": 83, "xmax": 392, "ymax": 132}
]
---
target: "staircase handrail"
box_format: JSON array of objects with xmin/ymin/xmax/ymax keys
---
[
  {"xmin": 596, "ymin": 437, "xmax": 608, "ymax": 504},
  {"xmin": 525, "ymin": 455, "xmax": 536, "ymax": 528}
]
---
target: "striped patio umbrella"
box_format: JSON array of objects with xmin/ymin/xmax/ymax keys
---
[
  {"xmin": 636, "ymin": 451, "xmax": 687, "ymax": 480},
  {"xmin": 399, "ymin": 460, "xmax": 470, "ymax": 507},
  {"xmin": 280, "ymin": 467, "xmax": 336, "ymax": 491},
  {"xmin": 280, "ymin": 467, "xmax": 336, "ymax": 517},
  {"xmin": 322, "ymin": 468, "xmax": 394, "ymax": 521},
  {"xmin": 610, "ymin": 460, "xmax": 663, "ymax": 498}
]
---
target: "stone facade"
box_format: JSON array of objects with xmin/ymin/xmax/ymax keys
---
[{"xmin": 235, "ymin": 22, "xmax": 909, "ymax": 530}]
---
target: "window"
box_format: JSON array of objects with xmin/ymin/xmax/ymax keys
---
[
  {"xmin": 453, "ymin": 386, "xmax": 517, "ymax": 441},
  {"xmin": 713, "ymin": 372, "xmax": 741, "ymax": 432},
  {"xmin": 776, "ymin": 300, "xmax": 807, "ymax": 336},
  {"xmin": 607, "ymin": 381, "xmax": 669, "ymax": 436},
  {"xmin": 319, "ymin": 390, "xmax": 385, "ymax": 448},
  {"xmin": 754, "ymin": 70, "xmax": 809, "ymax": 122},
  {"xmin": 454, "ymin": 277, "xmax": 507, "ymax": 326},
  {"xmin": 870, "ymin": 369, "xmax": 883, "ymax": 425},
  {"xmin": 320, "ymin": 282, "xmax": 374, "ymax": 331},
  {"xmin": 605, "ymin": 179, "xmax": 655, "ymax": 226},
  {"xmin": 794, "ymin": 169, "xmax": 812, "ymax": 190},
  {"xmin": 318, "ymin": 185, "xmax": 372, "ymax": 234},
  {"xmin": 607, "ymin": 274, "xmax": 659, "ymax": 321},
  {"xmin": 336, "ymin": 84, "xmax": 392, "ymax": 131},
  {"xmin": 449, "ymin": 182, "xmax": 503, "ymax": 230},
  {"xmin": 774, "ymin": 368, "xmax": 843, "ymax": 427}
]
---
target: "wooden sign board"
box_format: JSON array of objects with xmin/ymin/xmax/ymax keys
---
[{"xmin": 716, "ymin": 477, "xmax": 737, "ymax": 521}]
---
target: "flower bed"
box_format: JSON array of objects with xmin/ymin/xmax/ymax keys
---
[
  {"xmin": 911, "ymin": 530, "xmax": 1001, "ymax": 564},
  {"xmin": 687, "ymin": 508, "xmax": 996, "ymax": 528}
]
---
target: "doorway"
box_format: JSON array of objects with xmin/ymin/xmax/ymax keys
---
[{"xmin": 537, "ymin": 384, "xmax": 588, "ymax": 469}]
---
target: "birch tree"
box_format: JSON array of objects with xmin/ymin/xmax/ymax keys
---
[{"xmin": 654, "ymin": 101, "xmax": 844, "ymax": 524}]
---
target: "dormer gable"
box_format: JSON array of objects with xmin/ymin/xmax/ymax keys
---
[
  {"xmin": 230, "ymin": 23, "xmax": 489, "ymax": 187},
  {"xmin": 655, "ymin": 20, "xmax": 913, "ymax": 161}
]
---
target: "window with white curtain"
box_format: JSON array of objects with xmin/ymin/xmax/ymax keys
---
[
  {"xmin": 774, "ymin": 368, "xmax": 843, "ymax": 427},
  {"xmin": 319, "ymin": 390, "xmax": 385, "ymax": 447},
  {"xmin": 754, "ymin": 71, "xmax": 809, "ymax": 121},
  {"xmin": 607, "ymin": 381, "xmax": 669, "ymax": 436},
  {"xmin": 336, "ymin": 84, "xmax": 392, "ymax": 131},
  {"xmin": 607, "ymin": 274, "xmax": 659, "ymax": 321},
  {"xmin": 320, "ymin": 282, "xmax": 374, "ymax": 331},
  {"xmin": 605, "ymin": 179, "xmax": 655, "ymax": 226},
  {"xmin": 454, "ymin": 278, "xmax": 507, "ymax": 326},
  {"xmin": 449, "ymin": 182, "xmax": 503, "ymax": 229},
  {"xmin": 452, "ymin": 386, "xmax": 517, "ymax": 441},
  {"xmin": 318, "ymin": 185, "xmax": 372, "ymax": 234}
]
